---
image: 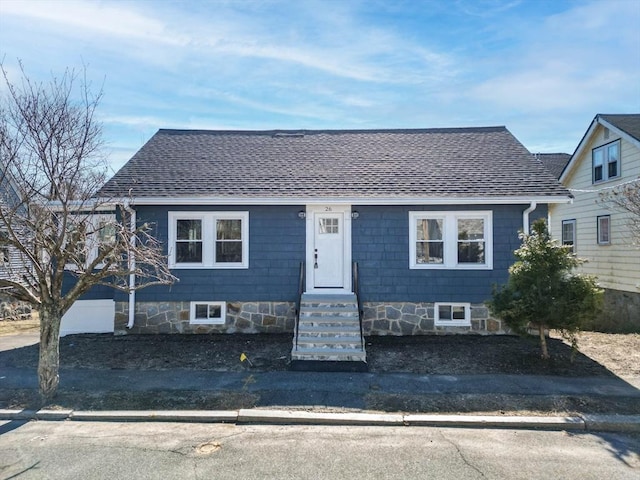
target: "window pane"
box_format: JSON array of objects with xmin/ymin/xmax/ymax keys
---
[
  {"xmin": 416, "ymin": 219, "xmax": 443, "ymax": 241},
  {"xmin": 195, "ymin": 304, "xmax": 208, "ymax": 319},
  {"xmin": 416, "ymin": 242, "xmax": 443, "ymax": 264},
  {"xmin": 452, "ymin": 306, "xmax": 466, "ymax": 320},
  {"xmin": 438, "ymin": 305, "xmax": 451, "ymax": 321},
  {"xmin": 176, "ymin": 241, "xmax": 202, "ymax": 262},
  {"xmin": 208, "ymin": 305, "xmax": 222, "ymax": 319},
  {"xmin": 217, "ymin": 219, "xmax": 242, "ymax": 240},
  {"xmin": 319, "ymin": 218, "xmax": 339, "ymax": 234},
  {"xmin": 177, "ymin": 220, "xmax": 202, "ymax": 240},
  {"xmin": 598, "ymin": 216, "xmax": 610, "ymax": 244},
  {"xmin": 458, "ymin": 219, "xmax": 484, "ymax": 240},
  {"xmin": 608, "ymin": 160, "xmax": 618, "ymax": 178},
  {"xmin": 216, "ymin": 241, "xmax": 242, "ymax": 263},
  {"xmin": 458, "ymin": 241, "xmax": 485, "ymax": 263}
]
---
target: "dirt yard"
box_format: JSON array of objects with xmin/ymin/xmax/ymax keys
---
[
  {"xmin": 1, "ymin": 326, "xmax": 638, "ymax": 378},
  {"xmin": 1, "ymin": 324, "xmax": 638, "ymax": 414}
]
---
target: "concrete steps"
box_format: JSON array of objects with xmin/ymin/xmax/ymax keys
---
[{"xmin": 291, "ymin": 294, "xmax": 367, "ymax": 371}]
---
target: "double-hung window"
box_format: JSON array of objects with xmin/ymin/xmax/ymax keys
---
[
  {"xmin": 561, "ymin": 219, "xmax": 576, "ymax": 253},
  {"xmin": 597, "ymin": 215, "xmax": 611, "ymax": 245},
  {"xmin": 593, "ymin": 140, "xmax": 620, "ymax": 183},
  {"xmin": 169, "ymin": 212, "xmax": 249, "ymax": 268},
  {"xmin": 409, "ymin": 211, "xmax": 493, "ymax": 269},
  {"xmin": 64, "ymin": 213, "xmax": 117, "ymax": 270}
]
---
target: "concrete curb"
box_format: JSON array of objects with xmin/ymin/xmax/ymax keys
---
[
  {"xmin": 404, "ymin": 414, "xmax": 586, "ymax": 431},
  {"xmin": 1, "ymin": 409, "xmax": 639, "ymax": 432},
  {"xmin": 237, "ymin": 409, "xmax": 404, "ymax": 426}
]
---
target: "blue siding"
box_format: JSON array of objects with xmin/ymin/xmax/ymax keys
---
[
  {"xmin": 77, "ymin": 202, "xmax": 548, "ymax": 305},
  {"xmin": 352, "ymin": 204, "xmax": 547, "ymax": 304},
  {"xmin": 126, "ymin": 204, "xmax": 306, "ymax": 303}
]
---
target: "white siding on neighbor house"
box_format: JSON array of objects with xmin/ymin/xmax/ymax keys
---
[
  {"xmin": 550, "ymin": 124, "xmax": 640, "ymax": 294},
  {"xmin": 60, "ymin": 299, "xmax": 115, "ymax": 336}
]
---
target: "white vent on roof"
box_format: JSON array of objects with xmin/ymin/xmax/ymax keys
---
[
  {"xmin": 273, "ymin": 132, "xmax": 305, "ymax": 138},
  {"xmin": 604, "ymin": 127, "xmax": 610, "ymax": 139}
]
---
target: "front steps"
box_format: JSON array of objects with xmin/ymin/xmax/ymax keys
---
[{"xmin": 291, "ymin": 294, "xmax": 367, "ymax": 372}]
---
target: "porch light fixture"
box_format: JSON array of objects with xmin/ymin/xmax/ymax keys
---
[
  {"xmin": 298, "ymin": 210, "xmax": 306, "ymax": 219},
  {"xmin": 351, "ymin": 211, "xmax": 360, "ymax": 219}
]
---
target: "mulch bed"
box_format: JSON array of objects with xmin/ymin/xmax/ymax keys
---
[{"xmin": 0, "ymin": 332, "xmax": 614, "ymax": 377}]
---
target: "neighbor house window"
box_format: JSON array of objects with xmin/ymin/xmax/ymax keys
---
[
  {"xmin": 434, "ymin": 303, "xmax": 471, "ymax": 327},
  {"xmin": 593, "ymin": 140, "xmax": 620, "ymax": 183},
  {"xmin": 65, "ymin": 214, "xmax": 116, "ymax": 270},
  {"xmin": 562, "ymin": 219, "xmax": 576, "ymax": 253},
  {"xmin": 169, "ymin": 212, "xmax": 248, "ymax": 268},
  {"xmin": 597, "ymin": 215, "xmax": 611, "ymax": 245},
  {"xmin": 190, "ymin": 301, "xmax": 226, "ymax": 325},
  {"xmin": 409, "ymin": 211, "xmax": 492, "ymax": 269}
]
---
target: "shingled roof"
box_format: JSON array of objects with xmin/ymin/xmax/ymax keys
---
[
  {"xmin": 98, "ymin": 127, "xmax": 571, "ymax": 202},
  {"xmin": 599, "ymin": 114, "xmax": 640, "ymax": 141},
  {"xmin": 536, "ymin": 153, "xmax": 571, "ymax": 179}
]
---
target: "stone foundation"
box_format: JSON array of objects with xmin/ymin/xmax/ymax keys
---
[
  {"xmin": 584, "ymin": 288, "xmax": 640, "ymax": 333},
  {"xmin": 362, "ymin": 302, "xmax": 507, "ymax": 335},
  {"xmin": 115, "ymin": 301, "xmax": 296, "ymax": 335},
  {"xmin": 114, "ymin": 300, "xmax": 507, "ymax": 335}
]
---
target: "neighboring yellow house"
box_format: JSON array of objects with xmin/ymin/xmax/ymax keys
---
[{"xmin": 550, "ymin": 114, "xmax": 640, "ymax": 331}]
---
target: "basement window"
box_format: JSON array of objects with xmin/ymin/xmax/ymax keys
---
[
  {"xmin": 434, "ymin": 303, "xmax": 471, "ymax": 327},
  {"xmin": 190, "ymin": 301, "xmax": 226, "ymax": 325}
]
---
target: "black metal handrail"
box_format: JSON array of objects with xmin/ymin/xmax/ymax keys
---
[
  {"xmin": 352, "ymin": 261, "xmax": 365, "ymax": 351},
  {"xmin": 294, "ymin": 261, "xmax": 305, "ymax": 351}
]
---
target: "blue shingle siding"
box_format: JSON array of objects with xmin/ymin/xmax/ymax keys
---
[
  {"xmin": 128, "ymin": 204, "xmax": 306, "ymax": 303},
  {"xmin": 352, "ymin": 204, "xmax": 546, "ymax": 304}
]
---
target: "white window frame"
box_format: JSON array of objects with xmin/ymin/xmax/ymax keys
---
[
  {"xmin": 434, "ymin": 302, "xmax": 471, "ymax": 327},
  {"xmin": 168, "ymin": 211, "xmax": 249, "ymax": 269},
  {"xmin": 592, "ymin": 140, "xmax": 620, "ymax": 184},
  {"xmin": 561, "ymin": 219, "xmax": 576, "ymax": 253},
  {"xmin": 409, "ymin": 211, "xmax": 493, "ymax": 270},
  {"xmin": 597, "ymin": 215, "xmax": 611, "ymax": 245},
  {"xmin": 64, "ymin": 213, "xmax": 117, "ymax": 270},
  {"xmin": 189, "ymin": 301, "xmax": 226, "ymax": 325}
]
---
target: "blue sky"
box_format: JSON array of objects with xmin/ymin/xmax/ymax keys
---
[{"xmin": 1, "ymin": 0, "xmax": 639, "ymax": 175}]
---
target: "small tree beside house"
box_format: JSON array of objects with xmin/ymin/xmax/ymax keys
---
[
  {"xmin": 488, "ymin": 219, "xmax": 603, "ymax": 359},
  {"xmin": 0, "ymin": 62, "xmax": 176, "ymax": 399}
]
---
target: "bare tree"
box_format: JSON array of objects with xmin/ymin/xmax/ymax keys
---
[
  {"xmin": 600, "ymin": 180, "xmax": 640, "ymax": 245},
  {"xmin": 0, "ymin": 61, "xmax": 176, "ymax": 399}
]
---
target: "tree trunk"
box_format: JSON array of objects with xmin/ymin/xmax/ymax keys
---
[
  {"xmin": 38, "ymin": 304, "xmax": 63, "ymax": 400},
  {"xmin": 538, "ymin": 323, "xmax": 549, "ymax": 359}
]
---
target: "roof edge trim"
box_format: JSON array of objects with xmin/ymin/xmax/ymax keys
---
[{"xmin": 96, "ymin": 195, "xmax": 572, "ymax": 207}]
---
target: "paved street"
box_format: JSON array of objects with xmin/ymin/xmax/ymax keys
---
[{"xmin": 1, "ymin": 420, "xmax": 638, "ymax": 479}]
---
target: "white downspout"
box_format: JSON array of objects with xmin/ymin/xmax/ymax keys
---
[
  {"xmin": 124, "ymin": 202, "xmax": 136, "ymax": 329},
  {"xmin": 522, "ymin": 202, "xmax": 537, "ymax": 235}
]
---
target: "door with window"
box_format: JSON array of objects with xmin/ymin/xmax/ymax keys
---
[{"xmin": 306, "ymin": 206, "xmax": 351, "ymax": 292}]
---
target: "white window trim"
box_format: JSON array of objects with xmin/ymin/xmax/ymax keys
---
[
  {"xmin": 189, "ymin": 301, "xmax": 226, "ymax": 325},
  {"xmin": 592, "ymin": 140, "xmax": 620, "ymax": 184},
  {"xmin": 168, "ymin": 211, "xmax": 249, "ymax": 269},
  {"xmin": 64, "ymin": 213, "xmax": 116, "ymax": 271},
  {"xmin": 561, "ymin": 219, "xmax": 576, "ymax": 252},
  {"xmin": 597, "ymin": 215, "xmax": 611, "ymax": 245},
  {"xmin": 434, "ymin": 302, "xmax": 471, "ymax": 327},
  {"xmin": 409, "ymin": 211, "xmax": 493, "ymax": 270}
]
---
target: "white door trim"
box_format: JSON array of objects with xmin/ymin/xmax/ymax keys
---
[{"xmin": 305, "ymin": 204, "xmax": 352, "ymax": 294}]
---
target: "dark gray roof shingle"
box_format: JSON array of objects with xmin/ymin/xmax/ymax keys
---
[
  {"xmin": 599, "ymin": 114, "xmax": 640, "ymax": 141},
  {"xmin": 98, "ymin": 127, "xmax": 570, "ymax": 201},
  {"xmin": 536, "ymin": 153, "xmax": 571, "ymax": 179}
]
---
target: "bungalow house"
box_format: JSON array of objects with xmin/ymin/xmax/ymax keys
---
[
  {"xmin": 549, "ymin": 114, "xmax": 640, "ymax": 331},
  {"xmin": 89, "ymin": 126, "xmax": 571, "ymax": 366}
]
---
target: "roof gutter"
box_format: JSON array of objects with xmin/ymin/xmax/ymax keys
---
[
  {"xmin": 123, "ymin": 202, "xmax": 136, "ymax": 329},
  {"xmin": 102, "ymin": 195, "xmax": 573, "ymax": 207},
  {"xmin": 522, "ymin": 202, "xmax": 537, "ymax": 235}
]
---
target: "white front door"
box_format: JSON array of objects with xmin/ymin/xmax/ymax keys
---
[{"xmin": 306, "ymin": 205, "xmax": 351, "ymax": 292}]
